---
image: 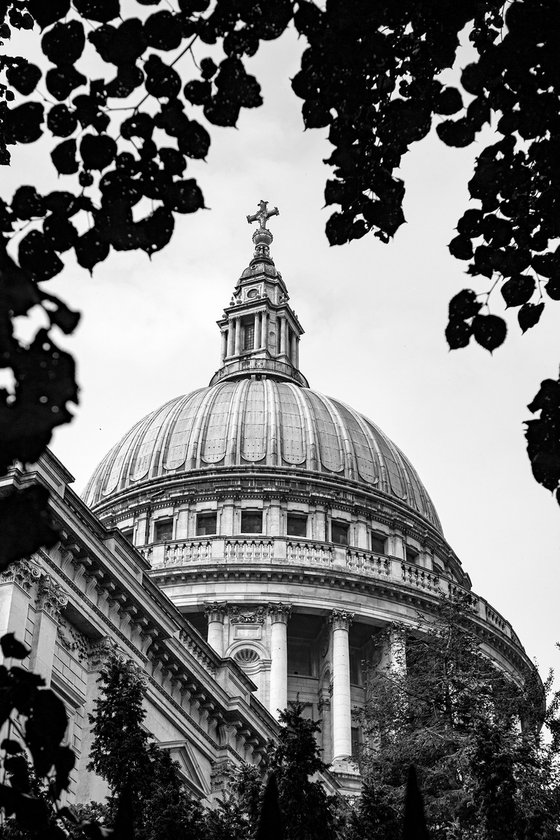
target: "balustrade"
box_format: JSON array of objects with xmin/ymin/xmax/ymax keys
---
[
  {"xmin": 139, "ymin": 536, "xmax": 518, "ymax": 650},
  {"xmin": 400, "ymin": 561, "xmax": 440, "ymax": 591},
  {"xmin": 224, "ymin": 539, "xmax": 273, "ymax": 562},
  {"xmin": 286, "ymin": 540, "xmax": 333, "ymax": 566}
]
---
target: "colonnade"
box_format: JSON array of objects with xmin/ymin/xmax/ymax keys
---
[
  {"xmin": 222, "ymin": 313, "xmax": 300, "ymax": 367},
  {"xmin": 204, "ymin": 603, "xmax": 393, "ymax": 763}
]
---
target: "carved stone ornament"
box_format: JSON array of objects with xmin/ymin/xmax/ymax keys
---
[
  {"xmin": 267, "ymin": 602, "xmax": 292, "ymax": 624},
  {"xmin": 57, "ymin": 617, "xmax": 89, "ymax": 663},
  {"xmin": 37, "ymin": 575, "xmax": 69, "ymax": 620},
  {"xmin": 329, "ymin": 610, "xmax": 354, "ymax": 632},
  {"xmin": 0, "ymin": 558, "xmax": 42, "ymax": 591},
  {"xmin": 228, "ymin": 605, "xmax": 266, "ymax": 625},
  {"xmin": 87, "ymin": 636, "xmax": 119, "ymax": 671},
  {"xmin": 204, "ymin": 602, "xmax": 227, "ymax": 623}
]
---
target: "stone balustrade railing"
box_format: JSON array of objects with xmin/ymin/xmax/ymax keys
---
[{"xmin": 140, "ymin": 536, "xmax": 519, "ymax": 649}]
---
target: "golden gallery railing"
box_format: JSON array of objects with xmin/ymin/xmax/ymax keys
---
[{"xmin": 140, "ymin": 536, "xmax": 521, "ymax": 649}]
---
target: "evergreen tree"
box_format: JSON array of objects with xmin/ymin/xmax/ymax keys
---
[
  {"xmin": 87, "ymin": 654, "xmax": 151, "ymax": 808},
  {"xmin": 355, "ymin": 598, "xmax": 560, "ymax": 840}
]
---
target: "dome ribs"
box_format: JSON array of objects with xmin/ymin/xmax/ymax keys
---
[
  {"xmin": 306, "ymin": 391, "xmax": 344, "ymax": 474},
  {"xmin": 164, "ymin": 389, "xmax": 206, "ymax": 471},
  {"xmin": 202, "ymin": 381, "xmax": 237, "ymax": 465},
  {"xmin": 153, "ymin": 393, "xmax": 193, "ymax": 477},
  {"xmin": 187, "ymin": 384, "xmax": 222, "ymax": 469},
  {"xmin": 241, "ymin": 379, "xmax": 267, "ymax": 462},
  {"xmin": 132, "ymin": 400, "xmax": 175, "ymax": 482},
  {"xmin": 225, "ymin": 378, "xmax": 249, "ymax": 466},
  {"xmin": 83, "ymin": 381, "xmax": 443, "ymax": 535},
  {"xmin": 278, "ymin": 382, "xmax": 306, "ymax": 465},
  {"xmin": 265, "ymin": 378, "xmax": 281, "ymax": 467},
  {"xmin": 290, "ymin": 385, "xmax": 319, "ymax": 473}
]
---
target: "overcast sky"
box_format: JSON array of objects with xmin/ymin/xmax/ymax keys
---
[{"xmin": 4, "ymin": 26, "xmax": 559, "ymax": 681}]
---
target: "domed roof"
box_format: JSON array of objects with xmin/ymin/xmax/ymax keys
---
[{"xmin": 83, "ymin": 379, "xmax": 442, "ymax": 532}]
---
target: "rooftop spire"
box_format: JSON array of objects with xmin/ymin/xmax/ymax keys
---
[
  {"xmin": 246, "ymin": 200, "xmax": 279, "ymax": 263},
  {"xmin": 208, "ymin": 202, "xmax": 308, "ymax": 388}
]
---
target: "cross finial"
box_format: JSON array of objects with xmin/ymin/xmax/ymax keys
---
[
  {"xmin": 247, "ymin": 200, "xmax": 279, "ymax": 231},
  {"xmin": 246, "ymin": 201, "xmax": 279, "ymax": 262}
]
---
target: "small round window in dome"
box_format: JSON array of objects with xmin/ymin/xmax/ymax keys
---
[
  {"xmin": 234, "ymin": 648, "xmax": 259, "ymax": 666},
  {"xmin": 246, "ymin": 288, "xmax": 258, "ymax": 299}
]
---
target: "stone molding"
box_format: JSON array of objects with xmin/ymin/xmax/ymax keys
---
[{"xmin": 330, "ymin": 610, "xmax": 354, "ymax": 632}]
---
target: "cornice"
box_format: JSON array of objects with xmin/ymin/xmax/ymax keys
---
[{"xmin": 149, "ymin": 562, "xmax": 533, "ymax": 678}]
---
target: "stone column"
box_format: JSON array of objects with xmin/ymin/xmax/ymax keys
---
[
  {"xmin": 205, "ymin": 602, "xmax": 227, "ymax": 656},
  {"xmin": 268, "ymin": 603, "xmax": 291, "ymax": 719},
  {"xmin": 330, "ymin": 610, "xmax": 354, "ymax": 761},
  {"xmin": 261, "ymin": 312, "xmax": 268, "ymax": 350},
  {"xmin": 234, "ymin": 317, "xmax": 241, "ymax": 355},
  {"xmin": 221, "ymin": 329, "xmax": 228, "ymax": 361},
  {"xmin": 227, "ymin": 322, "xmax": 234, "ymax": 357},
  {"xmin": 295, "ymin": 336, "xmax": 300, "ymax": 368},
  {"xmin": 279, "ymin": 316, "xmax": 286, "ymax": 355},
  {"xmin": 254, "ymin": 312, "xmax": 261, "ymax": 349}
]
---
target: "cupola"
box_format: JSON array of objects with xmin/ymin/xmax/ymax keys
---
[{"xmin": 209, "ymin": 201, "xmax": 308, "ymax": 388}]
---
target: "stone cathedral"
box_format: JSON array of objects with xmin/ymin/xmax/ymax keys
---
[{"xmin": 1, "ymin": 203, "xmax": 534, "ymax": 801}]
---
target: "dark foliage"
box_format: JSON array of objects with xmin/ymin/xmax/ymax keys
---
[
  {"xmin": 356, "ymin": 600, "xmax": 560, "ymax": 840},
  {"xmin": 0, "ymin": 633, "xmax": 76, "ymax": 838}
]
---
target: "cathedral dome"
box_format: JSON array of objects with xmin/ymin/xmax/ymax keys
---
[{"xmin": 83, "ymin": 379, "xmax": 441, "ymax": 532}]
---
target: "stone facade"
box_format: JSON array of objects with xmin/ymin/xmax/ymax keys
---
[
  {"xmin": 0, "ymin": 454, "xmax": 279, "ymax": 804},
  {"xmin": 1, "ymin": 204, "xmax": 537, "ymax": 801},
  {"xmin": 78, "ymin": 205, "xmax": 536, "ymax": 790}
]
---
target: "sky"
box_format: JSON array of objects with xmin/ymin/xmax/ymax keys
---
[{"xmin": 4, "ymin": 25, "xmax": 559, "ymax": 681}]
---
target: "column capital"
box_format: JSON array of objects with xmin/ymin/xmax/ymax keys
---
[
  {"xmin": 204, "ymin": 602, "xmax": 228, "ymax": 624},
  {"xmin": 36, "ymin": 575, "xmax": 68, "ymax": 621},
  {"xmin": 0, "ymin": 558, "xmax": 43, "ymax": 592},
  {"xmin": 329, "ymin": 610, "xmax": 354, "ymax": 632},
  {"xmin": 268, "ymin": 602, "xmax": 292, "ymax": 624}
]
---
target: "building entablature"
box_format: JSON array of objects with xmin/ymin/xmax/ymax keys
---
[
  {"xmin": 1, "ymin": 452, "xmax": 279, "ymax": 766},
  {"xmin": 147, "ymin": 556, "xmax": 532, "ymax": 681}
]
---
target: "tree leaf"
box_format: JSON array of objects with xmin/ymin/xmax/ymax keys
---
[
  {"xmin": 6, "ymin": 62, "xmax": 42, "ymax": 96},
  {"xmin": 12, "ymin": 186, "xmax": 45, "ymax": 220},
  {"xmin": 47, "ymin": 104, "xmax": 78, "ymax": 138},
  {"xmin": 51, "ymin": 138, "xmax": 79, "ymax": 175},
  {"xmin": 18, "ymin": 231, "xmax": 64, "ymax": 281},
  {"xmin": 46, "ymin": 65, "xmax": 87, "ymax": 101},
  {"xmin": 0, "ymin": 634, "xmax": 30, "ymax": 660},
  {"xmin": 472, "ymin": 314, "xmax": 507, "ymax": 352},
  {"xmin": 26, "ymin": 0, "xmax": 71, "ymax": 29},
  {"xmin": 73, "ymin": 0, "xmax": 120, "ymax": 23},
  {"xmin": 79, "ymin": 134, "xmax": 117, "ymax": 171},
  {"xmin": 74, "ymin": 228, "xmax": 110, "ymax": 272},
  {"xmin": 518, "ymin": 302, "xmax": 544, "ymax": 333},
  {"xmin": 4, "ymin": 103, "xmax": 44, "ymax": 144},
  {"xmin": 445, "ymin": 317, "xmax": 472, "ymax": 349},
  {"xmin": 448, "ymin": 289, "xmax": 481, "ymax": 320},
  {"xmin": 42, "ymin": 21, "xmax": 85, "ymax": 66},
  {"xmin": 500, "ymin": 274, "xmax": 535, "ymax": 308},
  {"xmin": 144, "ymin": 11, "xmax": 182, "ymax": 50},
  {"xmin": 165, "ymin": 179, "xmax": 204, "ymax": 213},
  {"xmin": 0, "ymin": 487, "xmax": 59, "ymax": 571}
]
